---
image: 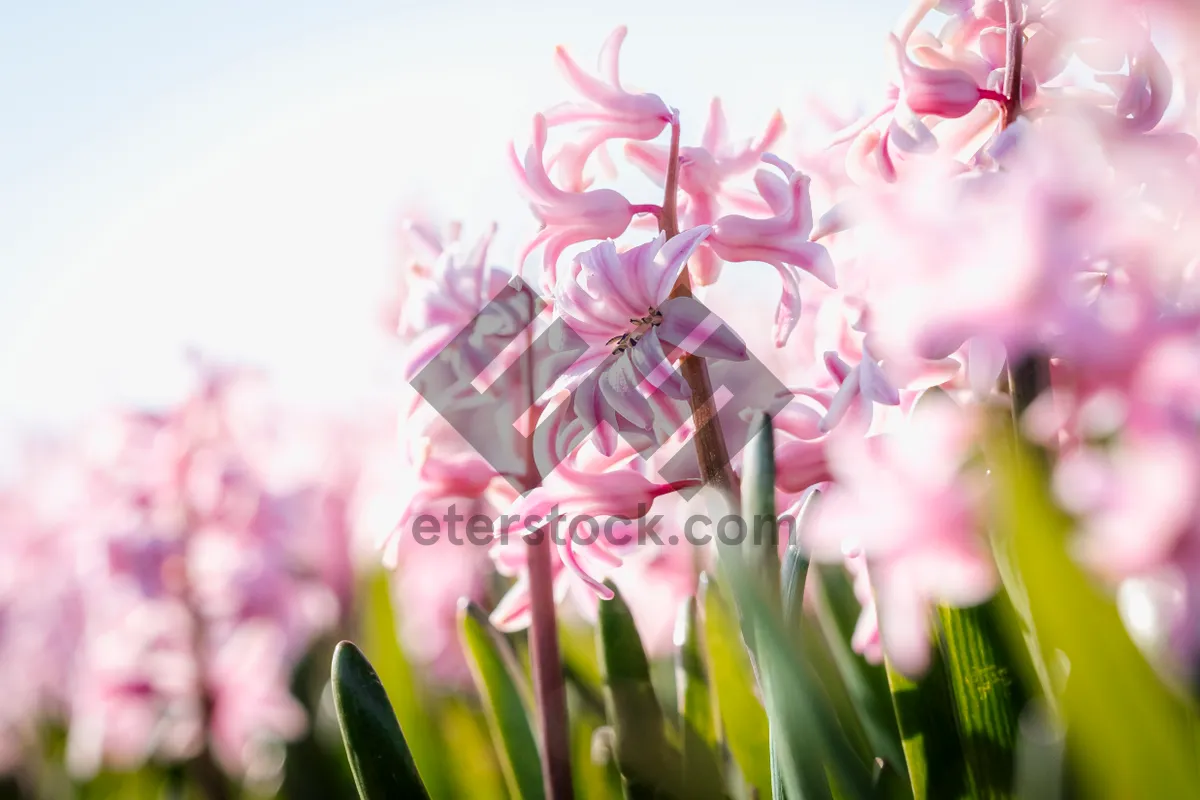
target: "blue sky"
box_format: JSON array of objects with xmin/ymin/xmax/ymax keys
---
[{"xmin": 0, "ymin": 0, "xmax": 897, "ymax": 443}]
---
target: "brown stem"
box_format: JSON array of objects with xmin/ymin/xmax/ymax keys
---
[
  {"xmin": 1002, "ymin": 0, "xmax": 1025, "ymax": 129},
  {"xmin": 999, "ymin": 1, "xmax": 1050, "ymax": 416},
  {"xmin": 519, "ymin": 284, "xmax": 574, "ymax": 800},
  {"xmin": 662, "ymin": 116, "xmax": 740, "ymax": 495},
  {"xmin": 525, "ymin": 528, "xmax": 573, "ymax": 799}
]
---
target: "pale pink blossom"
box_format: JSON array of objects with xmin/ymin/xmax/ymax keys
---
[
  {"xmin": 59, "ymin": 363, "xmax": 356, "ymax": 779},
  {"xmin": 544, "ymin": 26, "xmax": 675, "ymax": 190},
  {"xmin": 625, "ymin": 99, "xmax": 786, "ymax": 284},
  {"xmin": 845, "ymin": 553, "xmax": 884, "ymax": 665},
  {"xmin": 491, "ymin": 452, "xmax": 692, "ymax": 604},
  {"xmin": 396, "ymin": 222, "xmax": 517, "ymax": 380},
  {"xmin": 511, "ymin": 114, "xmax": 657, "ymax": 285},
  {"xmin": 806, "ymin": 398, "xmax": 996, "ymax": 677},
  {"xmin": 890, "ymin": 34, "xmax": 1005, "ymax": 120},
  {"xmin": 818, "ymin": 347, "xmax": 902, "ymax": 434},
  {"xmin": 709, "ymin": 156, "xmax": 837, "ymax": 346},
  {"xmin": 549, "ymin": 229, "xmax": 747, "ymax": 443}
]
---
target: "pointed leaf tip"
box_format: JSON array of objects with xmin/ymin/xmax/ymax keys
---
[{"xmin": 331, "ymin": 640, "xmax": 429, "ymax": 799}]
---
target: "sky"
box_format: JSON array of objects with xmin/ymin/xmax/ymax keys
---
[{"xmin": 0, "ymin": 0, "xmax": 897, "ymax": 452}]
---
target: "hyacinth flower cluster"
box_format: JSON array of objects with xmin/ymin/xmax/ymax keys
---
[
  {"xmin": 0, "ymin": 360, "xmax": 358, "ymax": 794},
  {"xmin": 338, "ymin": 1, "xmax": 1200, "ymax": 799}
]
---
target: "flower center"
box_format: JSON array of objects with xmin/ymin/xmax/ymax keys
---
[{"xmin": 606, "ymin": 306, "xmax": 664, "ymax": 354}]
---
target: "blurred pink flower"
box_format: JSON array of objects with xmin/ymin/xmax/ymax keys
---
[
  {"xmin": 625, "ymin": 99, "xmax": 786, "ymax": 284},
  {"xmin": 58, "ymin": 362, "xmax": 357, "ymax": 779},
  {"xmin": 396, "ymin": 222, "xmax": 517, "ymax": 381},
  {"xmin": 806, "ymin": 398, "xmax": 995, "ymax": 677}
]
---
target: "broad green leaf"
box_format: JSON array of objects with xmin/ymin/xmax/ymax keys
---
[
  {"xmin": 597, "ymin": 581, "xmax": 713, "ymax": 799},
  {"xmin": 674, "ymin": 596, "xmax": 724, "ymax": 792},
  {"xmin": 742, "ymin": 412, "xmax": 782, "ymax": 602},
  {"xmin": 884, "ymin": 650, "xmax": 967, "ymax": 800},
  {"xmin": 990, "ymin": 434, "xmax": 1200, "ymax": 799},
  {"xmin": 811, "ymin": 564, "xmax": 906, "ymax": 779},
  {"xmin": 459, "ymin": 600, "xmax": 545, "ymax": 800},
  {"xmin": 871, "ymin": 758, "xmax": 911, "ymax": 800},
  {"xmin": 358, "ymin": 569, "xmax": 450, "ymax": 797},
  {"xmin": 936, "ymin": 599, "xmax": 1023, "ymax": 798},
  {"xmin": 331, "ymin": 641, "xmax": 429, "ymax": 799},
  {"xmin": 778, "ymin": 496, "xmax": 819, "ymax": 800},
  {"xmin": 722, "ymin": 545, "xmax": 870, "ymax": 800},
  {"xmin": 699, "ymin": 573, "xmax": 772, "ymax": 796},
  {"xmin": 742, "ymin": 412, "xmax": 800, "ymax": 800}
]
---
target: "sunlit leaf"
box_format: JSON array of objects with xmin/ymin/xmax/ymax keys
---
[
  {"xmin": 436, "ymin": 697, "xmax": 508, "ymax": 800},
  {"xmin": 699, "ymin": 573, "xmax": 772, "ymax": 796},
  {"xmin": 990, "ymin": 434, "xmax": 1200, "ymax": 799},
  {"xmin": 597, "ymin": 581, "xmax": 710, "ymax": 799},
  {"xmin": 674, "ymin": 596, "xmax": 725, "ymax": 792},
  {"xmin": 935, "ymin": 599, "xmax": 1023, "ymax": 798},
  {"xmin": 724, "ymin": 547, "xmax": 870, "ymax": 800},
  {"xmin": 459, "ymin": 600, "xmax": 545, "ymax": 800},
  {"xmin": 358, "ymin": 569, "xmax": 450, "ymax": 797},
  {"xmin": 884, "ymin": 649, "xmax": 967, "ymax": 800},
  {"xmin": 810, "ymin": 560, "xmax": 906, "ymax": 778}
]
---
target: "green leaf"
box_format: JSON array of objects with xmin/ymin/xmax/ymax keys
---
[
  {"xmin": 674, "ymin": 596, "xmax": 724, "ymax": 792},
  {"xmin": 884, "ymin": 647, "xmax": 968, "ymax": 799},
  {"xmin": 331, "ymin": 640, "xmax": 429, "ymax": 800},
  {"xmin": 597, "ymin": 581, "xmax": 712, "ymax": 799},
  {"xmin": 436, "ymin": 697, "xmax": 509, "ymax": 800},
  {"xmin": 742, "ymin": 412, "xmax": 782, "ymax": 602},
  {"xmin": 723, "ymin": 547, "xmax": 870, "ymax": 800},
  {"xmin": 811, "ymin": 563, "xmax": 907, "ymax": 780},
  {"xmin": 358, "ymin": 569, "xmax": 450, "ymax": 797},
  {"xmin": 872, "ymin": 758, "xmax": 912, "ymax": 800},
  {"xmin": 561, "ymin": 620, "xmax": 606, "ymax": 711},
  {"xmin": 778, "ymin": 496, "xmax": 817, "ymax": 800},
  {"xmin": 990, "ymin": 433, "xmax": 1200, "ymax": 799},
  {"xmin": 935, "ymin": 599, "xmax": 1024, "ymax": 798},
  {"xmin": 458, "ymin": 600, "xmax": 546, "ymax": 800},
  {"xmin": 699, "ymin": 573, "xmax": 772, "ymax": 796},
  {"xmin": 781, "ymin": 493, "xmax": 815, "ymax": 626},
  {"xmin": 743, "ymin": 412, "xmax": 799, "ymax": 800}
]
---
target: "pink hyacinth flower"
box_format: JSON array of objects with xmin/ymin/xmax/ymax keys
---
[
  {"xmin": 489, "ymin": 435, "xmax": 694, "ymax": 614},
  {"xmin": 625, "ymin": 98, "xmax": 786, "ymax": 284},
  {"xmin": 890, "ymin": 34, "xmax": 1003, "ymax": 120},
  {"xmin": 397, "ymin": 222, "xmax": 517, "ymax": 381},
  {"xmin": 742, "ymin": 393, "xmax": 833, "ymax": 494},
  {"xmin": 549, "ymin": 228, "xmax": 748, "ymax": 442},
  {"xmin": 543, "ymin": 26, "xmax": 676, "ymax": 189},
  {"xmin": 845, "ymin": 553, "xmax": 884, "ymax": 665},
  {"xmin": 819, "ymin": 347, "xmax": 902, "ymax": 434},
  {"xmin": 806, "ymin": 398, "xmax": 997, "ymax": 677},
  {"xmin": 709, "ymin": 156, "xmax": 837, "ymax": 347},
  {"xmin": 511, "ymin": 113, "xmax": 655, "ymax": 286}
]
